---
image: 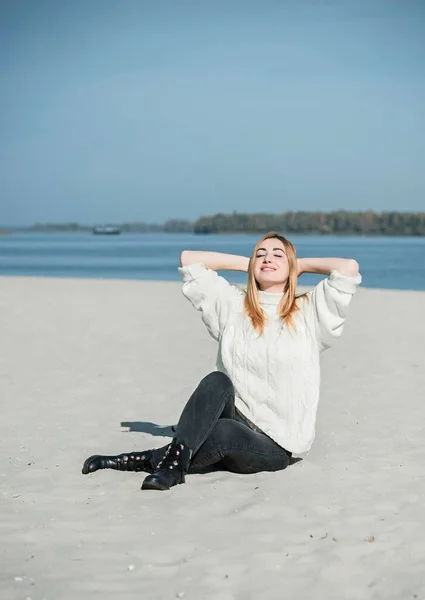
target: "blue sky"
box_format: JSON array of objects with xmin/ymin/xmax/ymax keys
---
[{"xmin": 1, "ymin": 0, "xmax": 424, "ymax": 225}]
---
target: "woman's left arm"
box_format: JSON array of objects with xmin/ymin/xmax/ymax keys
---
[
  {"xmin": 298, "ymin": 257, "xmax": 361, "ymax": 351},
  {"xmin": 297, "ymin": 257, "xmax": 359, "ymax": 277}
]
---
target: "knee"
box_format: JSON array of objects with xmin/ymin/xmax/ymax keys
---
[{"xmin": 199, "ymin": 371, "xmax": 233, "ymax": 392}]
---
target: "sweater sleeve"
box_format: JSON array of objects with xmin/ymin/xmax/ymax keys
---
[
  {"xmin": 306, "ymin": 269, "xmax": 362, "ymax": 352},
  {"xmin": 178, "ymin": 262, "xmax": 244, "ymax": 341}
]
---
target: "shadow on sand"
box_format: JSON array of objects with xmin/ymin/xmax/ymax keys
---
[{"xmin": 120, "ymin": 421, "xmax": 176, "ymax": 437}]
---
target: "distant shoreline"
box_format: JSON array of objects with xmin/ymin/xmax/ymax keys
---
[
  {"xmin": 2, "ymin": 230, "xmax": 425, "ymax": 238},
  {"xmin": 1, "ymin": 209, "xmax": 425, "ymax": 236}
]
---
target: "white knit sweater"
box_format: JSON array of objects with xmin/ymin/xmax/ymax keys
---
[{"xmin": 178, "ymin": 263, "xmax": 361, "ymax": 453}]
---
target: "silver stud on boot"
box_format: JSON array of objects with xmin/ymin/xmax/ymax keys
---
[{"xmin": 141, "ymin": 441, "xmax": 192, "ymax": 491}]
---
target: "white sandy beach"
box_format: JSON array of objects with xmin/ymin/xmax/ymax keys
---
[{"xmin": 1, "ymin": 275, "xmax": 424, "ymax": 600}]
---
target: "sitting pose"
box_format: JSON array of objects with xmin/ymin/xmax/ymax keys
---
[{"xmin": 82, "ymin": 232, "xmax": 361, "ymax": 491}]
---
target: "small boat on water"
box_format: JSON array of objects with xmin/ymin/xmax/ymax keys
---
[{"xmin": 92, "ymin": 226, "xmax": 121, "ymax": 235}]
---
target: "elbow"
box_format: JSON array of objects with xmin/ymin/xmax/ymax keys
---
[
  {"xmin": 342, "ymin": 258, "xmax": 360, "ymax": 277},
  {"xmin": 180, "ymin": 250, "xmax": 188, "ymax": 267},
  {"xmin": 180, "ymin": 250, "xmax": 193, "ymax": 267}
]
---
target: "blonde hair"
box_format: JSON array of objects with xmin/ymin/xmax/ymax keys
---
[{"xmin": 243, "ymin": 232, "xmax": 307, "ymax": 335}]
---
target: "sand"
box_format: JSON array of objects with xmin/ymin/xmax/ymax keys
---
[{"xmin": 1, "ymin": 275, "xmax": 424, "ymax": 600}]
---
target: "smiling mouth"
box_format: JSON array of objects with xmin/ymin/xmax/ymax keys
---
[{"xmin": 261, "ymin": 267, "xmax": 276, "ymax": 271}]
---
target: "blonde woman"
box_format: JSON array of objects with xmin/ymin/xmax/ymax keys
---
[{"xmin": 82, "ymin": 232, "xmax": 361, "ymax": 491}]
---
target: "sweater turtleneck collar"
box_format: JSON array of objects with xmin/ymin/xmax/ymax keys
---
[{"xmin": 258, "ymin": 290, "xmax": 284, "ymax": 305}]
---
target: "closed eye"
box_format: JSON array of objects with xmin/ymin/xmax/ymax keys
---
[{"xmin": 256, "ymin": 253, "xmax": 284, "ymax": 258}]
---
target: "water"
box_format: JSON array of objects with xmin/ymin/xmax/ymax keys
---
[{"xmin": 0, "ymin": 232, "xmax": 424, "ymax": 290}]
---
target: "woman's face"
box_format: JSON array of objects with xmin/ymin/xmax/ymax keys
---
[{"xmin": 253, "ymin": 237, "xmax": 290, "ymax": 291}]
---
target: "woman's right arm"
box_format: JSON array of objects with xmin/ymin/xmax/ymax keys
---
[
  {"xmin": 180, "ymin": 250, "xmax": 249, "ymax": 272},
  {"xmin": 178, "ymin": 251, "xmax": 248, "ymax": 341}
]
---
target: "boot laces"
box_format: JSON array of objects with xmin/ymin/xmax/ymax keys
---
[
  {"xmin": 117, "ymin": 453, "xmax": 147, "ymax": 464},
  {"xmin": 157, "ymin": 443, "xmax": 185, "ymax": 470}
]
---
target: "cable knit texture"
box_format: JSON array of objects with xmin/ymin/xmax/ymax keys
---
[{"xmin": 178, "ymin": 263, "xmax": 362, "ymax": 453}]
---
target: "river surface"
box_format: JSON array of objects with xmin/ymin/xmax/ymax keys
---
[{"xmin": 1, "ymin": 232, "xmax": 424, "ymax": 290}]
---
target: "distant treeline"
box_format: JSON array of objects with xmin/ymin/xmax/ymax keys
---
[
  {"xmin": 12, "ymin": 211, "xmax": 425, "ymax": 236},
  {"xmin": 192, "ymin": 211, "xmax": 425, "ymax": 235}
]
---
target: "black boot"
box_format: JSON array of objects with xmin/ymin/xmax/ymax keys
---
[
  {"xmin": 141, "ymin": 440, "xmax": 192, "ymax": 491},
  {"xmin": 82, "ymin": 451, "xmax": 154, "ymax": 475}
]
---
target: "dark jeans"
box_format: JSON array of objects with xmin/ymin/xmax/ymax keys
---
[{"xmin": 151, "ymin": 372, "xmax": 292, "ymax": 474}]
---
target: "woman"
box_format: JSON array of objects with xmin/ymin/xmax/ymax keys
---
[{"xmin": 82, "ymin": 232, "xmax": 361, "ymax": 491}]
